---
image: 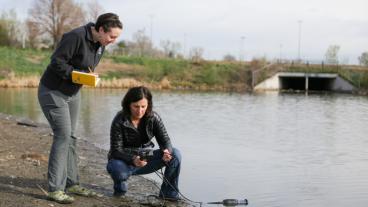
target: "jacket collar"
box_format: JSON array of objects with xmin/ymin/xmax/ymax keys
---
[
  {"xmin": 85, "ymin": 22, "xmax": 96, "ymax": 43},
  {"xmin": 121, "ymin": 113, "xmax": 152, "ymax": 128},
  {"xmin": 121, "ymin": 115, "xmax": 134, "ymax": 128}
]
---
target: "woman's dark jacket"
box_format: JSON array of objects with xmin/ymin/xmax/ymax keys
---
[
  {"xmin": 40, "ymin": 22, "xmax": 105, "ymax": 96},
  {"xmin": 108, "ymin": 111, "xmax": 173, "ymax": 165}
]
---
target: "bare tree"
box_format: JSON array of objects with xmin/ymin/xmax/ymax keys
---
[
  {"xmin": 160, "ymin": 40, "xmax": 181, "ymax": 58},
  {"xmin": 223, "ymin": 54, "xmax": 236, "ymax": 62},
  {"xmin": 0, "ymin": 23, "xmax": 9, "ymax": 46},
  {"xmin": 189, "ymin": 47, "xmax": 204, "ymax": 62},
  {"xmin": 85, "ymin": 0, "xmax": 104, "ymax": 23},
  {"xmin": 325, "ymin": 45, "xmax": 340, "ymax": 65},
  {"xmin": 132, "ymin": 29, "xmax": 153, "ymax": 57},
  {"xmin": 0, "ymin": 10, "xmax": 22, "ymax": 47},
  {"xmin": 26, "ymin": 20, "xmax": 41, "ymax": 48},
  {"xmin": 358, "ymin": 52, "xmax": 368, "ymax": 66},
  {"xmin": 27, "ymin": 0, "xmax": 85, "ymax": 49}
]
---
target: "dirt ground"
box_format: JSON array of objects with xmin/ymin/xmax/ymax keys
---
[{"xmin": 0, "ymin": 113, "xmax": 191, "ymax": 207}]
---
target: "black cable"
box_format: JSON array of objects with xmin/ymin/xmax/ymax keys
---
[{"xmin": 152, "ymin": 161, "xmax": 203, "ymax": 207}]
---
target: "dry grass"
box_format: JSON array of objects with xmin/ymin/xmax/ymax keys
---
[
  {"xmin": 0, "ymin": 75, "xmax": 173, "ymax": 90},
  {"xmin": 97, "ymin": 76, "xmax": 172, "ymax": 90},
  {"xmin": 0, "ymin": 75, "xmax": 247, "ymax": 92},
  {"xmin": 0, "ymin": 75, "xmax": 40, "ymax": 87},
  {"xmin": 25, "ymin": 55, "xmax": 45, "ymax": 65},
  {"xmin": 96, "ymin": 59, "xmax": 144, "ymax": 74},
  {"xmin": 98, "ymin": 78, "xmax": 143, "ymax": 88}
]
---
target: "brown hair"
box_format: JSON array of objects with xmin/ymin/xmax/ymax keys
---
[
  {"xmin": 95, "ymin": 13, "xmax": 123, "ymax": 32},
  {"xmin": 121, "ymin": 86, "xmax": 153, "ymax": 117}
]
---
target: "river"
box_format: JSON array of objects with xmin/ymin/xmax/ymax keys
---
[{"xmin": 1, "ymin": 88, "xmax": 368, "ymax": 207}]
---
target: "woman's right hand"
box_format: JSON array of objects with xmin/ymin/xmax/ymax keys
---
[{"xmin": 133, "ymin": 156, "xmax": 147, "ymax": 167}]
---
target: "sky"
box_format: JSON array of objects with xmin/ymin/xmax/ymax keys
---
[{"xmin": 1, "ymin": 0, "xmax": 368, "ymax": 64}]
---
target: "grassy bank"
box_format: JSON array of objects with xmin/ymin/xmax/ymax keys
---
[
  {"xmin": 0, "ymin": 46, "xmax": 252, "ymax": 91},
  {"xmin": 1, "ymin": 46, "xmax": 368, "ymax": 92},
  {"xmin": 0, "ymin": 47, "xmax": 49, "ymax": 77}
]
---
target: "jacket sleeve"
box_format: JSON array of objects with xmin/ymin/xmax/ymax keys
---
[
  {"xmin": 110, "ymin": 114, "xmax": 135, "ymax": 164},
  {"xmin": 48, "ymin": 32, "xmax": 80, "ymax": 80},
  {"xmin": 152, "ymin": 113, "xmax": 173, "ymax": 153}
]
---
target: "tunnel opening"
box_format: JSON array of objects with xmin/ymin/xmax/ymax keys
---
[
  {"xmin": 254, "ymin": 72, "xmax": 354, "ymax": 92},
  {"xmin": 279, "ymin": 76, "xmax": 335, "ymax": 91},
  {"xmin": 308, "ymin": 77, "xmax": 334, "ymax": 91},
  {"xmin": 279, "ymin": 77, "xmax": 306, "ymax": 90}
]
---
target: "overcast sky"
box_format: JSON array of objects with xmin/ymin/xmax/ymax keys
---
[{"xmin": 2, "ymin": 0, "xmax": 368, "ymax": 64}]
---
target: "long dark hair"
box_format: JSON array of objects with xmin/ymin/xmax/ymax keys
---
[
  {"xmin": 95, "ymin": 13, "xmax": 123, "ymax": 32},
  {"xmin": 121, "ymin": 86, "xmax": 153, "ymax": 117}
]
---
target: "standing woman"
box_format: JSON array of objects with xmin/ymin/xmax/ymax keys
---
[{"xmin": 38, "ymin": 13, "xmax": 122, "ymax": 204}]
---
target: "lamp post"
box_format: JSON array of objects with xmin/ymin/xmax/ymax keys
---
[
  {"xmin": 297, "ymin": 20, "xmax": 302, "ymax": 62},
  {"xmin": 183, "ymin": 33, "xmax": 187, "ymax": 59},
  {"xmin": 279, "ymin": 44, "xmax": 283, "ymax": 63},
  {"xmin": 149, "ymin": 14, "xmax": 154, "ymax": 45},
  {"xmin": 240, "ymin": 36, "xmax": 246, "ymax": 62}
]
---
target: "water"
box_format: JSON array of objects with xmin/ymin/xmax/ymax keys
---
[{"xmin": 1, "ymin": 88, "xmax": 368, "ymax": 207}]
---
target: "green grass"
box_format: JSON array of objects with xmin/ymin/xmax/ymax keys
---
[
  {"xmin": 0, "ymin": 47, "xmax": 50, "ymax": 76},
  {"xmin": 110, "ymin": 56, "xmax": 191, "ymax": 81},
  {"xmin": 1, "ymin": 46, "xmax": 368, "ymax": 91}
]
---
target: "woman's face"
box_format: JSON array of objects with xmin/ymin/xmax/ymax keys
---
[
  {"xmin": 130, "ymin": 98, "xmax": 148, "ymax": 120},
  {"xmin": 98, "ymin": 27, "xmax": 122, "ymax": 46}
]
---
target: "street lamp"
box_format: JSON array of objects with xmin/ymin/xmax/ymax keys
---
[
  {"xmin": 279, "ymin": 44, "xmax": 283, "ymax": 62},
  {"xmin": 240, "ymin": 36, "xmax": 246, "ymax": 62},
  {"xmin": 183, "ymin": 33, "xmax": 187, "ymax": 59},
  {"xmin": 149, "ymin": 14, "xmax": 154, "ymax": 45},
  {"xmin": 297, "ymin": 20, "xmax": 302, "ymax": 62}
]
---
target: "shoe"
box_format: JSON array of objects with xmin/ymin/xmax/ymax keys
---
[
  {"xmin": 48, "ymin": 190, "xmax": 74, "ymax": 204},
  {"xmin": 66, "ymin": 185, "xmax": 97, "ymax": 197},
  {"xmin": 158, "ymin": 194, "xmax": 181, "ymax": 202},
  {"xmin": 113, "ymin": 191, "xmax": 126, "ymax": 198}
]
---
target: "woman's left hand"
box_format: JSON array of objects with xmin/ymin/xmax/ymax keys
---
[{"xmin": 162, "ymin": 149, "xmax": 172, "ymax": 162}]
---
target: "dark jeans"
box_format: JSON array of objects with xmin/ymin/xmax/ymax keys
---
[{"xmin": 107, "ymin": 148, "xmax": 181, "ymax": 198}]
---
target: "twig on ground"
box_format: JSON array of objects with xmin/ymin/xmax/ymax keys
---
[{"xmin": 36, "ymin": 184, "xmax": 48, "ymax": 196}]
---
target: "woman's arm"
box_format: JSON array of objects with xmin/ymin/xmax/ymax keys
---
[
  {"xmin": 152, "ymin": 113, "xmax": 173, "ymax": 153},
  {"xmin": 48, "ymin": 32, "xmax": 80, "ymax": 80},
  {"xmin": 110, "ymin": 114, "xmax": 135, "ymax": 164}
]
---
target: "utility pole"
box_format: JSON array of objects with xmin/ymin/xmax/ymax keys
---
[
  {"xmin": 149, "ymin": 14, "xmax": 154, "ymax": 46},
  {"xmin": 297, "ymin": 20, "xmax": 302, "ymax": 62},
  {"xmin": 183, "ymin": 33, "xmax": 187, "ymax": 59},
  {"xmin": 240, "ymin": 36, "xmax": 246, "ymax": 62},
  {"xmin": 279, "ymin": 44, "xmax": 283, "ymax": 63}
]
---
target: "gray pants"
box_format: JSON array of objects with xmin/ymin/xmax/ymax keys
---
[{"xmin": 38, "ymin": 84, "xmax": 81, "ymax": 192}]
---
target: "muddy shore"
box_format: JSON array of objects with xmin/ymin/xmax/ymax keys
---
[{"xmin": 0, "ymin": 113, "xmax": 190, "ymax": 207}]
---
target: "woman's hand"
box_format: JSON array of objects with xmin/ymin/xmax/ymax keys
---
[
  {"xmin": 162, "ymin": 149, "xmax": 172, "ymax": 162},
  {"xmin": 133, "ymin": 156, "xmax": 147, "ymax": 167}
]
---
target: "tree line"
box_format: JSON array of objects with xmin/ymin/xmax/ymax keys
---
[
  {"xmin": 0, "ymin": 0, "xmax": 368, "ymax": 65},
  {"xmin": 0, "ymin": 0, "xmax": 205, "ymax": 61},
  {"xmin": 0, "ymin": 0, "xmax": 101, "ymax": 49}
]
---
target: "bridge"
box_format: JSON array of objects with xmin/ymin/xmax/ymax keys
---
[{"xmin": 253, "ymin": 72, "xmax": 355, "ymax": 92}]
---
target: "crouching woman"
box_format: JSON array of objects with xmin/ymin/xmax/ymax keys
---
[{"xmin": 107, "ymin": 86, "xmax": 182, "ymax": 201}]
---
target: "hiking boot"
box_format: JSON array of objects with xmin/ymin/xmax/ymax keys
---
[
  {"xmin": 66, "ymin": 185, "xmax": 97, "ymax": 197},
  {"xmin": 158, "ymin": 194, "xmax": 181, "ymax": 202},
  {"xmin": 48, "ymin": 190, "xmax": 74, "ymax": 204},
  {"xmin": 113, "ymin": 191, "xmax": 126, "ymax": 198}
]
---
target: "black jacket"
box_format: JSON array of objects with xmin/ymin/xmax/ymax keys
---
[
  {"xmin": 40, "ymin": 23, "xmax": 105, "ymax": 96},
  {"xmin": 108, "ymin": 111, "xmax": 173, "ymax": 164}
]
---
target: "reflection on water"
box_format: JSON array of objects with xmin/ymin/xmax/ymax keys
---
[
  {"xmin": 1, "ymin": 88, "xmax": 368, "ymax": 207},
  {"xmin": 0, "ymin": 88, "xmax": 43, "ymax": 122}
]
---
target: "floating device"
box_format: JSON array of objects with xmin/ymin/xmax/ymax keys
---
[{"xmin": 207, "ymin": 198, "xmax": 248, "ymax": 206}]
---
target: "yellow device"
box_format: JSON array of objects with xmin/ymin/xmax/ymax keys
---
[{"xmin": 71, "ymin": 71, "xmax": 100, "ymax": 87}]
